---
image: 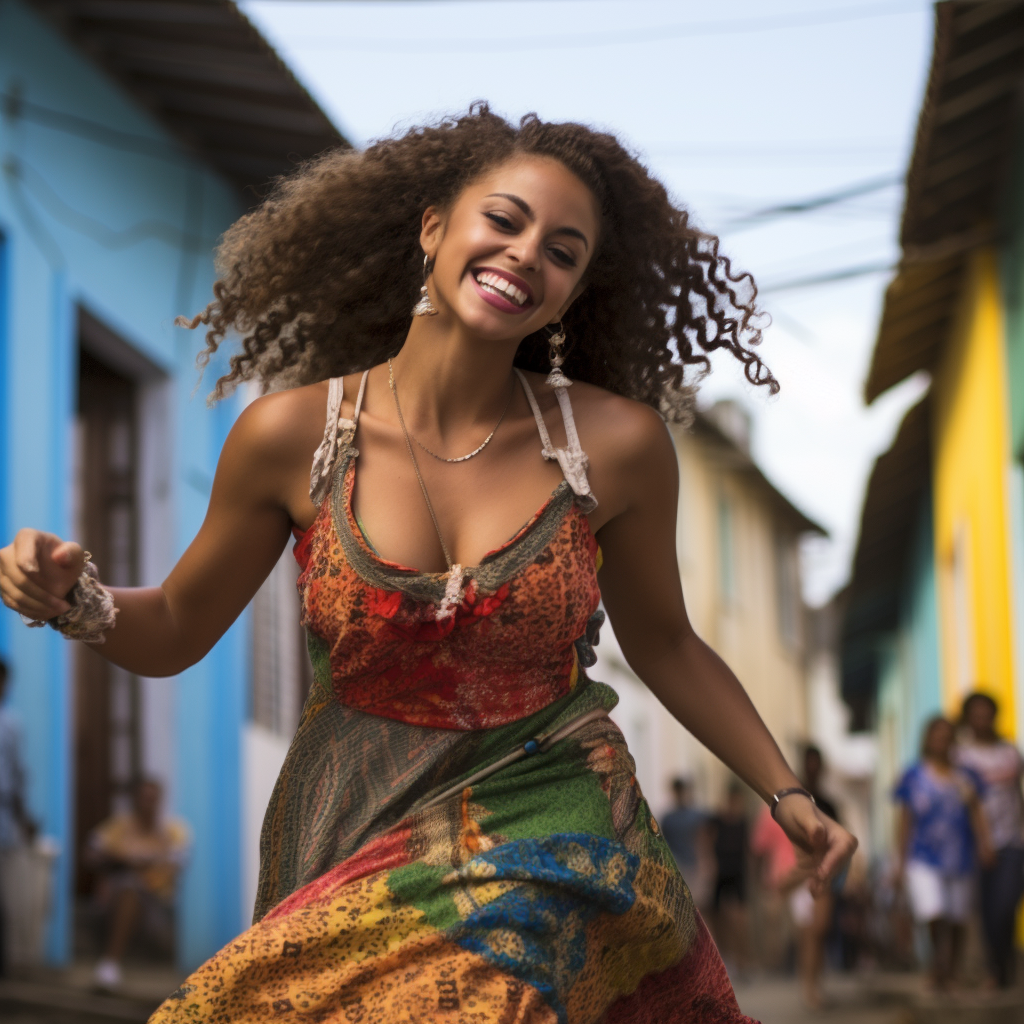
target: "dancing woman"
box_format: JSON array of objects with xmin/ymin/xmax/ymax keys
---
[{"xmin": 0, "ymin": 106, "xmax": 855, "ymax": 1023}]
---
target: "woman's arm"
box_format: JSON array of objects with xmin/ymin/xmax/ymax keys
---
[
  {"xmin": 967, "ymin": 791, "xmax": 995, "ymax": 868},
  {"xmin": 595, "ymin": 407, "xmax": 856, "ymax": 888},
  {"xmin": 0, "ymin": 390, "xmax": 317, "ymax": 676},
  {"xmin": 894, "ymin": 803, "xmax": 911, "ymax": 880}
]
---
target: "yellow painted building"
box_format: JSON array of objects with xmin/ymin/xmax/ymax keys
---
[{"xmin": 931, "ymin": 249, "xmax": 1019, "ymax": 734}]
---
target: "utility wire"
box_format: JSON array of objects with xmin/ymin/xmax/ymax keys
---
[
  {"xmin": 276, "ymin": 0, "xmax": 926, "ymax": 52},
  {"xmin": 4, "ymin": 158, "xmax": 213, "ymax": 252},
  {"xmin": 723, "ymin": 175, "xmax": 901, "ymax": 230},
  {"xmin": 759, "ymin": 261, "xmax": 894, "ymax": 293},
  {"xmin": 2, "ymin": 91, "xmax": 190, "ymax": 165}
]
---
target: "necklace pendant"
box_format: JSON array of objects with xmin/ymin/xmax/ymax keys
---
[{"xmin": 437, "ymin": 564, "xmax": 465, "ymax": 620}]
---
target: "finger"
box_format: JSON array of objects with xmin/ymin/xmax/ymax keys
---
[
  {"xmin": 817, "ymin": 832, "xmax": 855, "ymax": 883},
  {"xmin": 13, "ymin": 530, "xmax": 43, "ymax": 574},
  {"xmin": 0, "ymin": 580, "xmax": 59, "ymax": 620},
  {"xmin": 52, "ymin": 541, "xmax": 85, "ymax": 572},
  {"xmin": 1, "ymin": 561, "xmax": 71, "ymax": 611}
]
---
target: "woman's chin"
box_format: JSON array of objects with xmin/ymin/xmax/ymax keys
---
[{"xmin": 452, "ymin": 310, "xmax": 533, "ymax": 344}]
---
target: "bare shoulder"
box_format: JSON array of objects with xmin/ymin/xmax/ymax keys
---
[
  {"xmin": 520, "ymin": 371, "xmax": 673, "ymax": 470},
  {"xmin": 226, "ymin": 380, "xmax": 329, "ymax": 465}
]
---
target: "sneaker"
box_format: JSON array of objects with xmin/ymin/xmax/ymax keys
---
[{"xmin": 94, "ymin": 958, "xmax": 121, "ymax": 990}]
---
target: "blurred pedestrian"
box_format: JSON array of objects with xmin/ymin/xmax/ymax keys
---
[
  {"xmin": 750, "ymin": 801, "xmax": 796, "ymax": 972},
  {"xmin": 661, "ymin": 777, "xmax": 712, "ymax": 906},
  {"xmin": 0, "ymin": 657, "xmax": 36, "ymax": 975},
  {"xmin": 956, "ymin": 691, "xmax": 1024, "ymax": 989},
  {"xmin": 894, "ymin": 715, "xmax": 992, "ymax": 992},
  {"xmin": 710, "ymin": 781, "xmax": 752, "ymax": 977},
  {"xmin": 790, "ymin": 745, "xmax": 841, "ymax": 1009},
  {"xmin": 87, "ymin": 778, "xmax": 189, "ymax": 990}
]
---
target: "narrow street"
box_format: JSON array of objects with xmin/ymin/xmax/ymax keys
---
[
  {"xmin": 3, "ymin": 969, "xmax": 1024, "ymax": 1024},
  {"xmin": 735, "ymin": 973, "xmax": 1024, "ymax": 1024}
]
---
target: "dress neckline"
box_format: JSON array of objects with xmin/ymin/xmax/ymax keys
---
[{"xmin": 344, "ymin": 453, "xmax": 573, "ymax": 579}]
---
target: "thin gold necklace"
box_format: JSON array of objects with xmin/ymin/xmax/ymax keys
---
[
  {"xmin": 387, "ymin": 359, "xmax": 456, "ymax": 570},
  {"xmin": 390, "ymin": 361, "xmax": 514, "ymax": 464}
]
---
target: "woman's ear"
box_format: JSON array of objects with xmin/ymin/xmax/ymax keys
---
[
  {"xmin": 420, "ymin": 206, "xmax": 444, "ymax": 261},
  {"xmin": 551, "ymin": 279, "xmax": 587, "ymax": 324}
]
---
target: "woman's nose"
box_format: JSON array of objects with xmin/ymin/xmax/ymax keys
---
[{"xmin": 506, "ymin": 234, "xmax": 542, "ymax": 271}]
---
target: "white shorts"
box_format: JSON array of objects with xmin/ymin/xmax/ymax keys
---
[
  {"xmin": 905, "ymin": 861, "xmax": 972, "ymax": 923},
  {"xmin": 789, "ymin": 883, "xmax": 815, "ymax": 927}
]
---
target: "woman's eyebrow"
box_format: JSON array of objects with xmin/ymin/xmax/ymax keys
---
[{"xmin": 485, "ymin": 193, "xmax": 589, "ymax": 250}]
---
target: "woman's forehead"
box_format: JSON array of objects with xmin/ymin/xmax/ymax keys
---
[{"xmin": 465, "ymin": 157, "xmax": 600, "ymax": 224}]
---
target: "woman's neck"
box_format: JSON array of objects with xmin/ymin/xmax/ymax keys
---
[{"xmin": 388, "ymin": 315, "xmax": 523, "ymax": 432}]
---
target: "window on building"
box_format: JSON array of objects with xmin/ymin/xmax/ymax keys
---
[
  {"xmin": 774, "ymin": 528, "xmax": 799, "ymax": 649},
  {"xmin": 251, "ymin": 544, "xmax": 313, "ymax": 737},
  {"xmin": 718, "ymin": 492, "xmax": 736, "ymax": 605}
]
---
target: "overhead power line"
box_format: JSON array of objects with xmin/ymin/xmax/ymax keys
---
[
  {"xmin": 723, "ymin": 175, "xmax": 902, "ymax": 230},
  {"xmin": 275, "ymin": 0, "xmax": 925, "ymax": 52},
  {"xmin": 2, "ymin": 91, "xmax": 190, "ymax": 164},
  {"xmin": 759, "ymin": 261, "xmax": 895, "ymax": 293}
]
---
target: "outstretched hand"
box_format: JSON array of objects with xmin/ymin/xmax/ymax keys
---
[
  {"xmin": 773, "ymin": 794, "xmax": 857, "ymax": 896},
  {"xmin": 0, "ymin": 529, "xmax": 88, "ymax": 622}
]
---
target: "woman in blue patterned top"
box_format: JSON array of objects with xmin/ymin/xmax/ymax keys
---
[{"xmin": 894, "ymin": 715, "xmax": 992, "ymax": 992}]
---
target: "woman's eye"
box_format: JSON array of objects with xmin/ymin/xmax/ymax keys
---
[
  {"xmin": 485, "ymin": 212, "xmax": 514, "ymax": 230},
  {"xmin": 550, "ymin": 248, "xmax": 577, "ymax": 268}
]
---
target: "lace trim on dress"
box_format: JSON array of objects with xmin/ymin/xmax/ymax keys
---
[
  {"xmin": 513, "ymin": 369, "xmax": 598, "ymax": 513},
  {"xmin": 309, "ymin": 371, "xmax": 368, "ymax": 507},
  {"xmin": 309, "ymin": 368, "xmax": 596, "ymax": 514}
]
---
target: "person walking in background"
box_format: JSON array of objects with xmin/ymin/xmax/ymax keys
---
[
  {"xmin": 87, "ymin": 778, "xmax": 190, "ymax": 991},
  {"xmin": 0, "ymin": 658, "xmax": 35, "ymax": 975},
  {"xmin": 711, "ymin": 781, "xmax": 753, "ymax": 978},
  {"xmin": 661, "ymin": 777, "xmax": 712, "ymax": 907},
  {"xmin": 956, "ymin": 691, "xmax": 1024, "ymax": 989},
  {"xmin": 750, "ymin": 799, "xmax": 797, "ymax": 974},
  {"xmin": 894, "ymin": 716, "xmax": 992, "ymax": 992},
  {"xmin": 789, "ymin": 746, "xmax": 841, "ymax": 1009}
]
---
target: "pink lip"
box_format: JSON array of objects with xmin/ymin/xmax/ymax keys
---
[{"xmin": 470, "ymin": 266, "xmax": 534, "ymax": 315}]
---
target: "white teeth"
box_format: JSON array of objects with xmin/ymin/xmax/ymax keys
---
[{"xmin": 475, "ymin": 271, "xmax": 527, "ymax": 306}]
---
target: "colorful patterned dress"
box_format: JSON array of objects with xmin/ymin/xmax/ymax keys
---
[{"xmin": 151, "ymin": 371, "xmax": 757, "ymax": 1024}]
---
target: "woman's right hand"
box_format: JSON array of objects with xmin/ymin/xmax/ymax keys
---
[{"xmin": 0, "ymin": 529, "xmax": 88, "ymax": 622}]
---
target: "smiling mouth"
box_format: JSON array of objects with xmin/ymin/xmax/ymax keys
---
[{"xmin": 473, "ymin": 269, "xmax": 533, "ymax": 308}]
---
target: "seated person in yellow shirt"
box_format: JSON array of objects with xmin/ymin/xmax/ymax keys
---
[{"xmin": 87, "ymin": 778, "xmax": 190, "ymax": 990}]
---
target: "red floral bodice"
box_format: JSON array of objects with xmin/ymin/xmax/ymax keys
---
[{"xmin": 292, "ymin": 370, "xmax": 603, "ymax": 731}]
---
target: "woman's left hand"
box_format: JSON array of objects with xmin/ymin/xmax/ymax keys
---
[{"xmin": 773, "ymin": 795, "xmax": 857, "ymax": 895}]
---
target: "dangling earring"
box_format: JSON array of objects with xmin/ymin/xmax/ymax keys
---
[
  {"xmin": 412, "ymin": 254, "xmax": 439, "ymax": 317},
  {"xmin": 546, "ymin": 322, "xmax": 572, "ymax": 388}
]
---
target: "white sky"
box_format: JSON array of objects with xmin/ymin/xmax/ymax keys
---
[{"xmin": 242, "ymin": 0, "xmax": 934, "ymax": 604}]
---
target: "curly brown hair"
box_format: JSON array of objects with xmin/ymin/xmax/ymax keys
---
[{"xmin": 182, "ymin": 103, "xmax": 775, "ymax": 418}]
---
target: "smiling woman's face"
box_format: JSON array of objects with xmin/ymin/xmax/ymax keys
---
[{"xmin": 421, "ymin": 155, "xmax": 601, "ymax": 342}]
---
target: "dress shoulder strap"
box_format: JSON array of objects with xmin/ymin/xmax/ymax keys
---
[
  {"xmin": 309, "ymin": 370, "xmax": 368, "ymax": 506},
  {"xmin": 513, "ymin": 369, "xmax": 597, "ymax": 512}
]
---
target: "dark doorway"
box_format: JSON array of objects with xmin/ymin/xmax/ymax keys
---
[{"xmin": 73, "ymin": 348, "xmax": 140, "ymax": 895}]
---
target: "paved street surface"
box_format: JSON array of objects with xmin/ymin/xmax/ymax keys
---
[
  {"xmin": 0, "ymin": 963, "xmax": 176, "ymax": 1024},
  {"xmin": 3, "ymin": 966, "xmax": 1024, "ymax": 1023},
  {"xmin": 734, "ymin": 972, "xmax": 1024, "ymax": 1024}
]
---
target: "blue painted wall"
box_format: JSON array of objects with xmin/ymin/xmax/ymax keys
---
[{"xmin": 0, "ymin": 0, "xmax": 249, "ymax": 968}]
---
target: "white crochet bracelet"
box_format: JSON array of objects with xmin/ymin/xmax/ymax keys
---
[{"xmin": 21, "ymin": 554, "xmax": 118, "ymax": 643}]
